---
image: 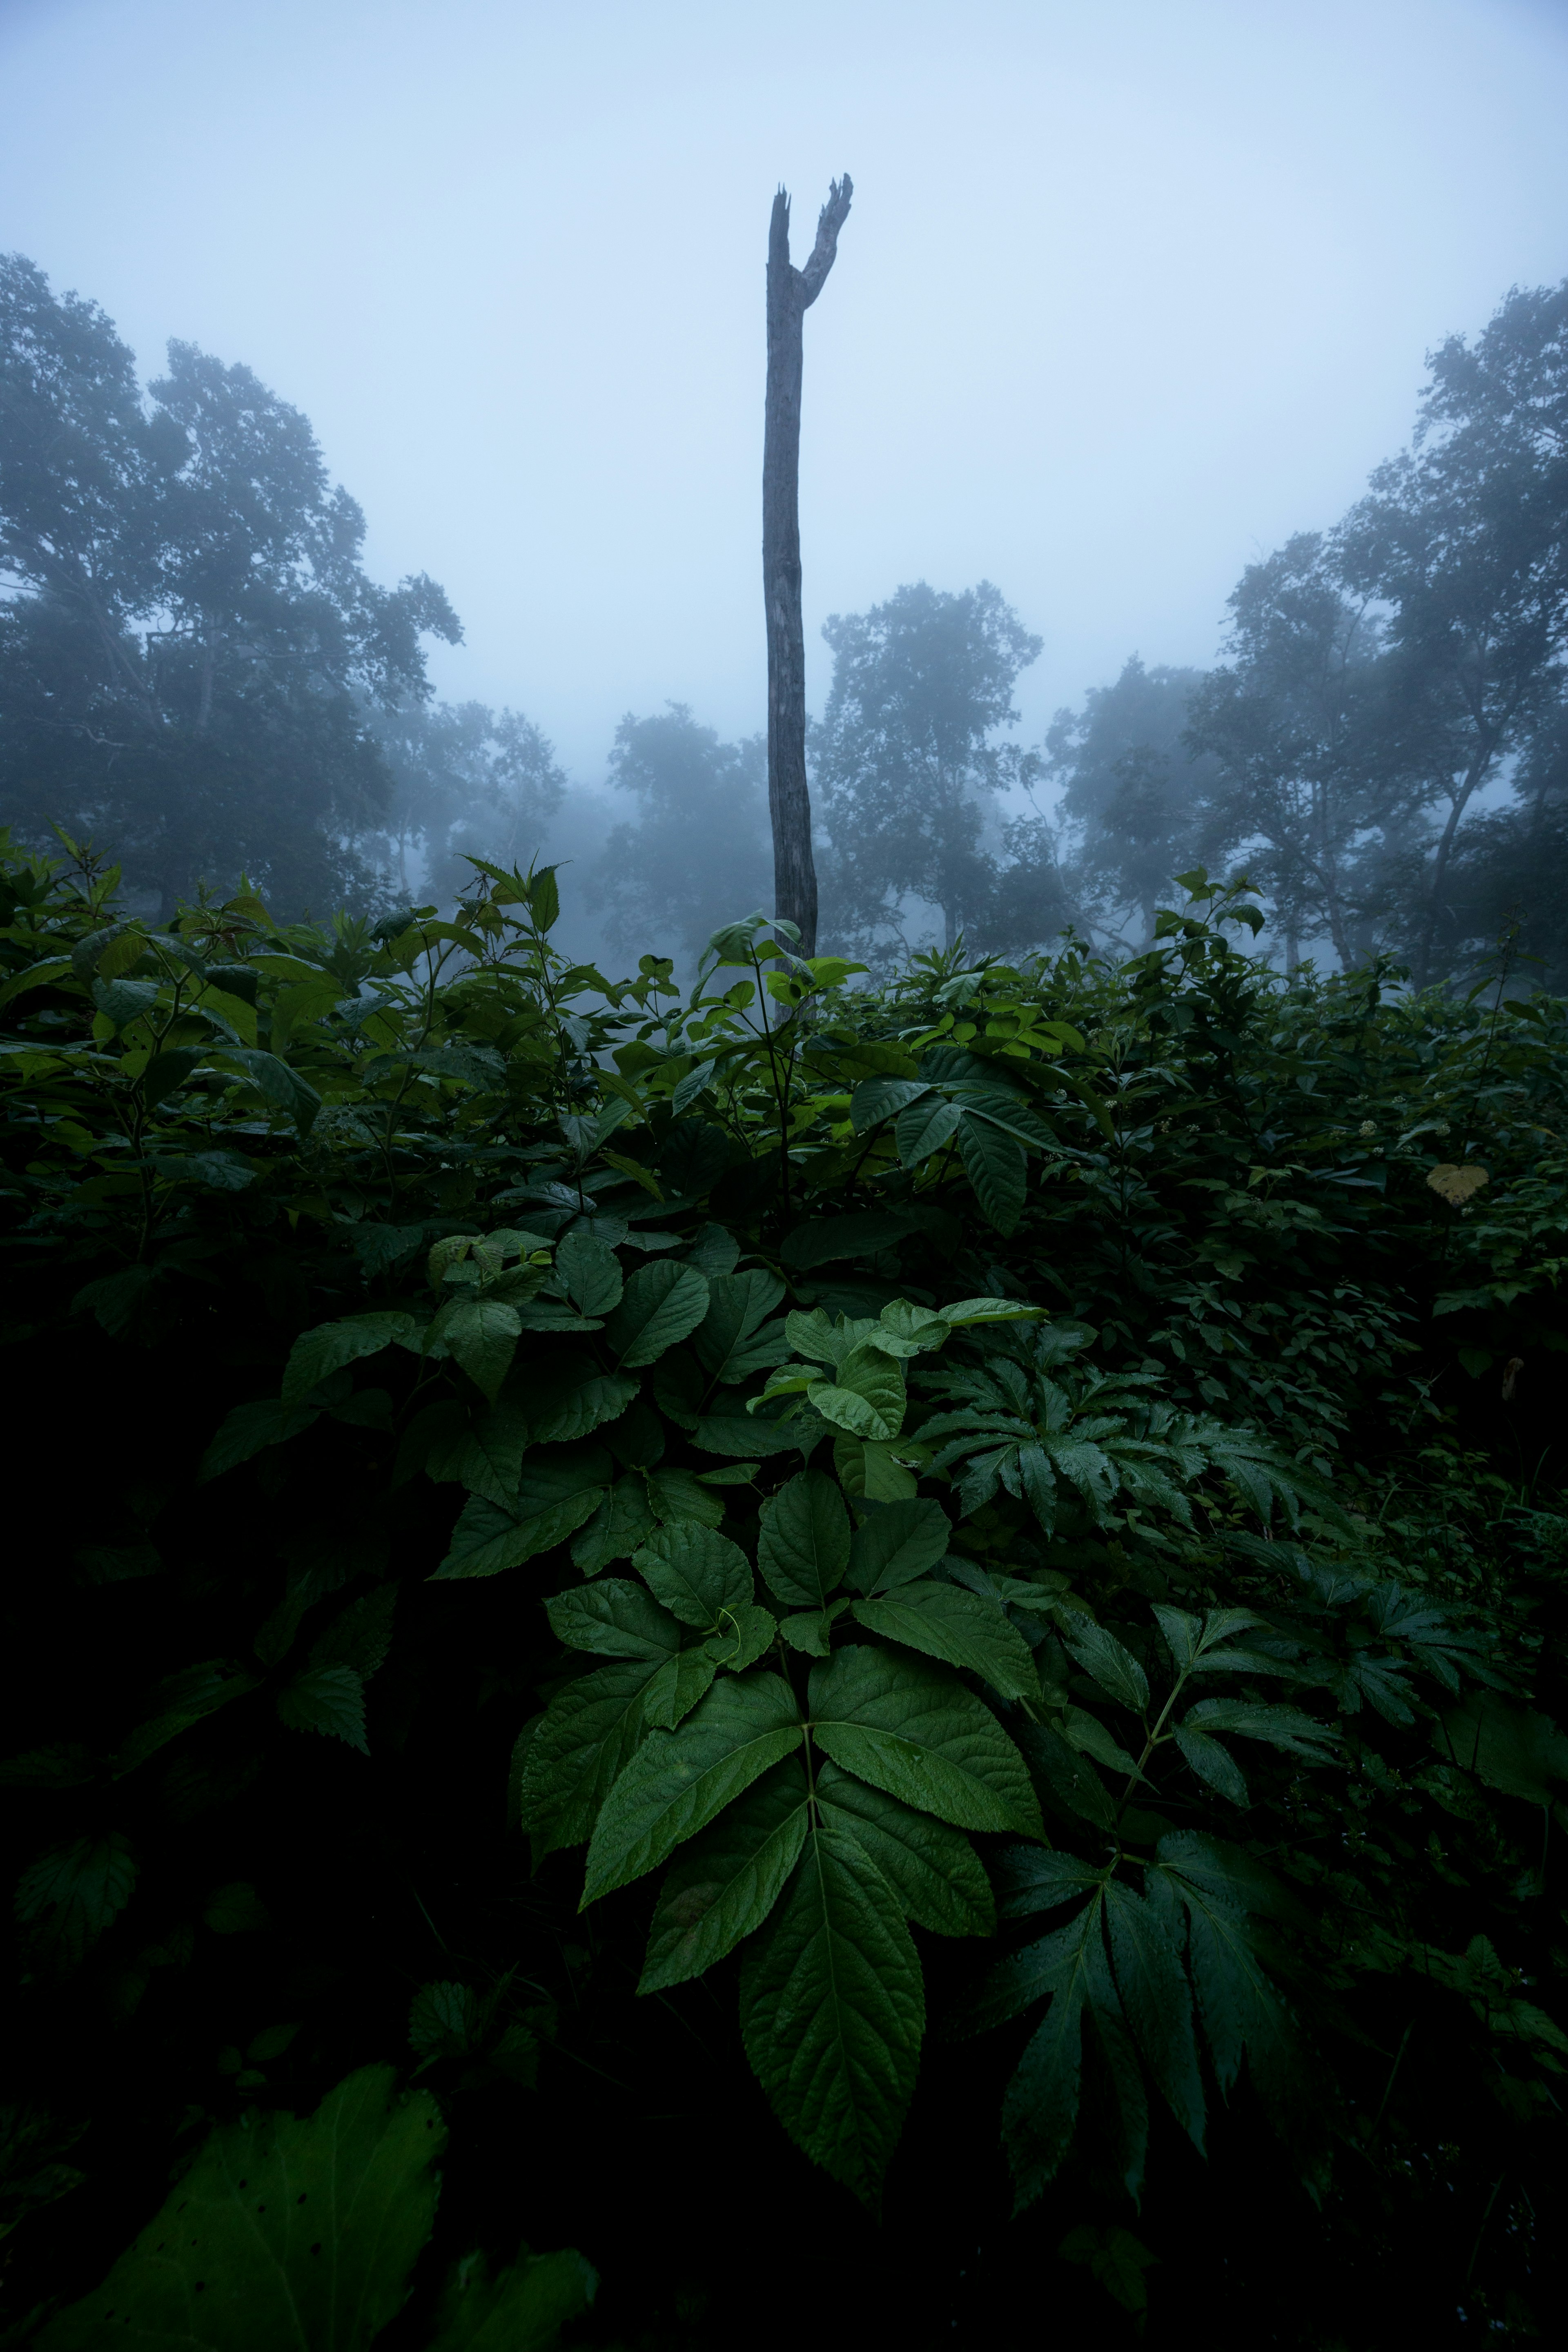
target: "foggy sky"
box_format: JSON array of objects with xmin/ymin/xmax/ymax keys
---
[{"xmin": 4, "ymin": 0, "xmax": 1568, "ymax": 786}]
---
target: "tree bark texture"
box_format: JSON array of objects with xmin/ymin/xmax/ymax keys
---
[{"xmin": 764, "ymin": 174, "xmax": 851, "ymax": 957}]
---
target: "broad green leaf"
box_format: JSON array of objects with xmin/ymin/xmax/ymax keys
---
[
  {"xmin": 582, "ymin": 1671, "xmax": 803, "ymax": 1901},
  {"xmin": 16, "ymin": 1833, "xmax": 138, "ymax": 1969},
  {"xmin": 938, "ymin": 1296, "xmax": 1049, "ymax": 1327},
  {"xmin": 1065, "ymin": 1621, "xmax": 1150, "ymax": 1713},
  {"xmin": 37, "ymin": 2065, "xmax": 443, "ymax": 2352},
  {"xmin": 426, "ymin": 2245, "xmax": 597, "ymax": 2352},
  {"xmin": 113, "ymin": 1661, "xmax": 255, "ymax": 1776},
  {"xmin": 633, "ymin": 1523, "xmax": 752, "ymax": 1628},
  {"xmin": 695, "ymin": 1412, "xmax": 824, "ymax": 1458},
  {"xmin": 844, "ymin": 1498, "xmax": 951, "ymax": 1592},
  {"xmin": 1103, "ymin": 1878, "xmax": 1205, "ymax": 2149},
  {"xmin": 833, "ymin": 1433, "xmax": 922, "ymax": 1502},
  {"xmin": 1438, "ymin": 1690, "xmax": 1568, "ymax": 1804},
  {"xmin": 604, "ymin": 1262, "xmax": 710, "ymax": 1367},
  {"xmin": 546, "ymin": 1580, "xmax": 682, "ymax": 1661},
  {"xmin": 571, "ymin": 1476, "xmax": 657, "ymax": 1574},
  {"xmin": 757, "ymin": 1469, "xmax": 851, "ymax": 1608},
  {"xmin": 808, "ymin": 1344, "xmax": 906, "ymax": 1442},
  {"xmin": 896, "ymin": 1094, "xmax": 963, "ymax": 1167},
  {"xmin": 281, "ymin": 1316, "xmax": 418, "ymax": 1410},
  {"xmin": 956, "ymin": 1114, "xmax": 1027, "ymax": 1235},
  {"xmin": 644, "ymin": 1466, "xmax": 726, "ymax": 1528},
  {"xmin": 739, "ymin": 1821, "xmax": 924, "ymax": 2207},
  {"xmin": 694, "ymin": 1269, "xmax": 788, "ymax": 1384},
  {"xmin": 809, "ymin": 1646, "xmax": 1042, "ymax": 1837},
  {"xmin": 640, "ymin": 1650, "xmax": 718, "ymax": 1729},
  {"xmin": 851, "ymin": 1580, "xmax": 1039, "ymax": 1701},
  {"xmin": 849, "ymin": 1076, "xmax": 930, "ymax": 1133},
  {"xmin": 214, "ymin": 1046, "xmax": 321, "ymax": 1134},
  {"xmin": 277, "ymin": 1665, "xmax": 367, "ymax": 1752},
  {"xmin": 703, "ymin": 1602, "xmax": 778, "ymax": 1674},
  {"xmin": 553, "ymin": 1229, "xmax": 624, "ymax": 1317},
  {"xmin": 310, "ymin": 1587, "xmax": 397, "ymax": 1681},
  {"xmin": 511, "ymin": 1361, "xmax": 638, "ymax": 1449},
  {"xmin": 514, "ymin": 1658, "xmax": 664, "ymax": 1852},
  {"xmin": 438, "ymin": 1298, "xmax": 522, "ymax": 1401},
  {"xmin": 638, "ymin": 1760, "xmax": 811, "ymax": 1992},
  {"xmin": 1183, "ymin": 1698, "xmax": 1339, "ymax": 1761},
  {"xmin": 1017, "ymin": 1721, "xmax": 1118, "ymax": 1829},
  {"xmin": 781, "ymin": 1610, "xmax": 835, "ymax": 1656},
  {"xmin": 976, "ymin": 1898, "xmax": 1109, "ymax": 2207},
  {"xmin": 814, "ymin": 1761, "xmax": 994, "ymax": 1936},
  {"xmin": 409, "ymin": 1980, "xmax": 478, "ymax": 2059},
  {"xmin": 433, "ymin": 1444, "xmax": 611, "ymax": 1579}
]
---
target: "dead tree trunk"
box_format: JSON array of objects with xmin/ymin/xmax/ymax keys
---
[{"xmin": 763, "ymin": 174, "xmax": 852, "ymax": 957}]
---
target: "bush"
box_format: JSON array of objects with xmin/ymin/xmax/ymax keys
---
[{"xmin": 2, "ymin": 840, "xmax": 1565, "ymax": 2346}]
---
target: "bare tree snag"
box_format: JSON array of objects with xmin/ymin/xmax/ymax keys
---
[{"xmin": 764, "ymin": 173, "xmax": 852, "ymax": 957}]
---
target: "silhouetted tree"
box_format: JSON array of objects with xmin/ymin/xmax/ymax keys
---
[{"xmin": 588, "ymin": 704, "xmax": 770, "ymax": 965}]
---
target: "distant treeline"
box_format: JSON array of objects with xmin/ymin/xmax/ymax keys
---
[{"xmin": 2, "ymin": 253, "xmax": 1566, "ymax": 984}]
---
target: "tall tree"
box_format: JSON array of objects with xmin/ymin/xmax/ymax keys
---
[
  {"xmin": 763, "ymin": 174, "xmax": 852, "ymax": 956},
  {"xmin": 815, "ymin": 579, "xmax": 1041, "ymax": 957},
  {"xmin": 1335, "ymin": 281, "xmax": 1568, "ymax": 983},
  {"xmin": 1045, "ymin": 655, "xmax": 1218, "ymax": 949},
  {"xmin": 588, "ymin": 704, "xmax": 771, "ymax": 966},
  {"xmin": 0, "ymin": 254, "xmax": 458, "ymax": 915}
]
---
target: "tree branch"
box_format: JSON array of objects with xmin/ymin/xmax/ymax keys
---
[{"xmin": 798, "ymin": 175, "xmax": 853, "ymax": 308}]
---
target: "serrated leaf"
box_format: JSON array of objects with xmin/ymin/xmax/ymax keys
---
[
  {"xmin": 809, "ymin": 1646, "xmax": 1042, "ymax": 1837},
  {"xmin": 37, "ymin": 2065, "xmax": 443, "ymax": 2352},
  {"xmin": 426, "ymin": 2245, "xmax": 597, "ymax": 2351},
  {"xmin": 546, "ymin": 1579, "xmax": 682, "ymax": 1661},
  {"xmin": 571, "ymin": 1475, "xmax": 657, "ymax": 1574},
  {"xmin": 704, "ymin": 1603, "xmax": 778, "ymax": 1673},
  {"xmin": 1065, "ymin": 1621, "xmax": 1150, "ymax": 1713},
  {"xmin": 15, "ymin": 1833, "xmax": 138, "ymax": 1969},
  {"xmin": 807, "ymin": 1344, "xmax": 907, "ymax": 1442},
  {"xmin": 433, "ymin": 1444, "xmax": 611, "ymax": 1579},
  {"xmin": 633, "ymin": 1523, "xmax": 753, "ymax": 1628},
  {"xmin": 739, "ymin": 1820, "xmax": 924, "ymax": 2207},
  {"xmin": 757, "ymin": 1469, "xmax": 851, "ymax": 1608},
  {"xmin": 694, "ymin": 1270, "xmax": 788, "ymax": 1384},
  {"xmin": 1183, "ymin": 1699, "xmax": 1338, "ymax": 1760},
  {"xmin": 644, "ymin": 1466, "xmax": 725, "ymax": 1528},
  {"xmin": 1173, "ymin": 1725, "xmax": 1250, "ymax": 1805},
  {"xmin": 638, "ymin": 1760, "xmax": 811, "ymax": 1992},
  {"xmin": 844, "ymin": 1498, "xmax": 951, "ymax": 1593},
  {"xmin": 277, "ymin": 1664, "xmax": 367, "ymax": 1752},
  {"xmin": 437, "ymin": 1298, "xmax": 522, "ymax": 1401},
  {"xmin": 514, "ymin": 1657, "xmax": 666, "ymax": 1852},
  {"xmin": 851, "ymin": 1580, "xmax": 1039, "ymax": 1701},
  {"xmin": 604, "ymin": 1262, "xmax": 710, "ymax": 1367},
  {"xmin": 1104, "ymin": 1878, "xmax": 1205, "ymax": 2149},
  {"xmin": 640, "ymin": 1649, "xmax": 718, "ymax": 1729},
  {"xmin": 815, "ymin": 1761, "xmax": 994, "ymax": 1936},
  {"xmin": 553, "ymin": 1229, "xmax": 624, "ymax": 1317},
  {"xmin": 512, "ymin": 1361, "xmax": 639, "ymax": 1449},
  {"xmin": 582, "ymin": 1672, "xmax": 803, "ymax": 1901},
  {"xmin": 280, "ymin": 1315, "xmax": 419, "ymax": 1410},
  {"xmin": 956, "ymin": 1114, "xmax": 1027, "ymax": 1235},
  {"xmin": 409, "ymin": 1980, "xmax": 478, "ymax": 2060}
]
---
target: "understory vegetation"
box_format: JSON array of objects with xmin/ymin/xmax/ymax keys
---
[{"xmin": 2, "ymin": 837, "xmax": 1566, "ymax": 2348}]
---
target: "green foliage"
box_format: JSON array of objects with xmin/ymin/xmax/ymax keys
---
[{"xmin": 3, "ymin": 838, "xmax": 1568, "ymax": 2339}]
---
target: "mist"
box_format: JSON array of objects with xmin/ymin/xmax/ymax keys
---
[{"xmin": 3, "ymin": 0, "xmax": 1568, "ymax": 976}]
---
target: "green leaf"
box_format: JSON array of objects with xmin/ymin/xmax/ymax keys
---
[
  {"xmin": 554, "ymin": 1229, "xmax": 624, "ymax": 1318},
  {"xmin": 37, "ymin": 2065, "xmax": 443, "ymax": 2352},
  {"xmin": 92, "ymin": 975, "xmax": 160, "ymax": 1028},
  {"xmin": 852, "ymin": 1581, "xmax": 1039, "ymax": 1701},
  {"xmin": 281, "ymin": 1315, "xmax": 419, "ymax": 1410},
  {"xmin": 814, "ymin": 1760, "xmax": 994, "ymax": 1936},
  {"xmin": 409, "ymin": 1980, "xmax": 479, "ymax": 2060},
  {"xmin": 694, "ymin": 1413, "xmax": 823, "ymax": 1458},
  {"xmin": 956, "ymin": 1114, "xmax": 1027, "ymax": 1234},
  {"xmin": 640, "ymin": 1650, "xmax": 719, "ymax": 1730},
  {"xmin": 638, "ymin": 1759, "xmax": 811, "ymax": 1992},
  {"xmin": 546, "ymin": 1579, "xmax": 682, "ymax": 1661},
  {"xmin": 633, "ymin": 1523, "xmax": 753, "ymax": 1628},
  {"xmin": 644, "ymin": 1466, "xmax": 726, "ymax": 1528},
  {"xmin": 604, "ymin": 1261, "xmax": 710, "ymax": 1367},
  {"xmin": 113, "ymin": 1661, "xmax": 256, "ymax": 1776},
  {"xmin": 1018, "ymin": 1721, "xmax": 1119, "ymax": 1829},
  {"xmin": 757, "ymin": 1469, "xmax": 851, "ymax": 1608},
  {"xmin": 807, "ymin": 1344, "xmax": 907, "ymax": 1442},
  {"xmin": 511, "ymin": 1361, "xmax": 639, "ymax": 1449},
  {"xmin": 277, "ymin": 1665, "xmax": 368, "ymax": 1752},
  {"xmin": 200, "ymin": 1397, "xmax": 320, "ymax": 1480},
  {"xmin": 694, "ymin": 1269, "xmax": 788, "ymax": 1383},
  {"xmin": 215, "ymin": 1046, "xmax": 321, "ymax": 1134},
  {"xmin": 1103, "ymin": 1878, "xmax": 1205, "ymax": 2149},
  {"xmin": 739, "ymin": 1820, "xmax": 924, "ymax": 2207},
  {"xmin": 850, "ymin": 1076, "xmax": 931, "ymax": 1133},
  {"xmin": 1438, "ymin": 1691, "xmax": 1568, "ymax": 1804},
  {"xmin": 1172, "ymin": 1725, "xmax": 1250, "ymax": 1806},
  {"xmin": 426, "ymin": 2245, "xmax": 597, "ymax": 2352},
  {"xmin": 438, "ymin": 1298, "xmax": 522, "ymax": 1401},
  {"xmin": 704, "ymin": 1602, "xmax": 778, "ymax": 1673},
  {"xmin": 16, "ymin": 1833, "xmax": 138, "ymax": 1969},
  {"xmin": 833, "ymin": 1434, "xmax": 922, "ymax": 1503},
  {"xmin": 433, "ymin": 1444, "xmax": 611, "ymax": 1579},
  {"xmin": 809, "ymin": 1646, "xmax": 1043, "ymax": 1837},
  {"xmin": 1183, "ymin": 1698, "xmax": 1339, "ymax": 1762},
  {"xmin": 582, "ymin": 1671, "xmax": 803, "ymax": 1901},
  {"xmin": 896, "ymin": 1094, "xmax": 963, "ymax": 1168},
  {"xmin": 844, "ymin": 1498, "xmax": 951, "ymax": 1592},
  {"xmin": 571, "ymin": 1476, "xmax": 658, "ymax": 1575},
  {"xmin": 514, "ymin": 1658, "xmax": 666, "ymax": 1853},
  {"xmin": 1065, "ymin": 1621, "xmax": 1150, "ymax": 1713}
]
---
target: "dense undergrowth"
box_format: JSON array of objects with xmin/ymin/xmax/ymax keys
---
[{"xmin": 1, "ymin": 835, "xmax": 1566, "ymax": 2348}]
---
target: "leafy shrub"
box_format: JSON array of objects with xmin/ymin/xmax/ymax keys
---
[{"xmin": 2, "ymin": 838, "xmax": 1566, "ymax": 2344}]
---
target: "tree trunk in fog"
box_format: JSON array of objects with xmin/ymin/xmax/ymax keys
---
[{"xmin": 764, "ymin": 174, "xmax": 852, "ymax": 958}]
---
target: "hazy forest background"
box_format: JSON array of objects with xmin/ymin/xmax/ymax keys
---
[{"xmin": 4, "ymin": 247, "xmax": 1566, "ymax": 993}]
